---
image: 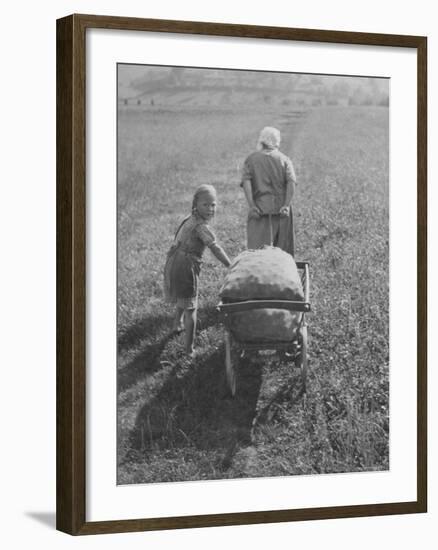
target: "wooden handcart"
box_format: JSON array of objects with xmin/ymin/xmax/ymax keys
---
[{"xmin": 217, "ymin": 261, "xmax": 310, "ymax": 397}]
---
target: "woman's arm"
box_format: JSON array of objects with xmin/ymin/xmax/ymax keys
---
[
  {"xmin": 280, "ymin": 159, "xmax": 297, "ymax": 216},
  {"xmin": 281, "ymin": 180, "xmax": 294, "ymax": 208},
  {"xmin": 209, "ymin": 243, "xmax": 232, "ymax": 267},
  {"xmin": 280, "ymin": 182, "xmax": 294, "ymax": 217},
  {"xmin": 242, "ymin": 180, "xmax": 262, "ymax": 217}
]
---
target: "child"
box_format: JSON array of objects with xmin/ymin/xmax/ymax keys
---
[{"xmin": 164, "ymin": 184, "xmax": 231, "ymax": 356}]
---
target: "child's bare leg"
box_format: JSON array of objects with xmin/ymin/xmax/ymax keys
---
[
  {"xmin": 172, "ymin": 307, "xmax": 184, "ymax": 332},
  {"xmin": 184, "ymin": 307, "xmax": 197, "ymax": 355}
]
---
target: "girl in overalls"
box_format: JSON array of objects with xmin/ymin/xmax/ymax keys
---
[{"xmin": 164, "ymin": 185, "xmax": 231, "ymax": 356}]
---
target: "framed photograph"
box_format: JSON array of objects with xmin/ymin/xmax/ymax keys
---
[{"xmin": 56, "ymin": 14, "xmax": 427, "ymax": 535}]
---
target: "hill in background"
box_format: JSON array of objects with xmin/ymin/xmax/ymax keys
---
[{"xmin": 118, "ymin": 65, "xmax": 389, "ymax": 108}]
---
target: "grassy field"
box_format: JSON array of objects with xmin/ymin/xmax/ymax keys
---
[{"xmin": 117, "ymin": 104, "xmax": 389, "ymax": 484}]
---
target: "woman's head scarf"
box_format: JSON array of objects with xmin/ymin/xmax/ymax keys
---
[{"xmin": 257, "ymin": 126, "xmax": 281, "ymax": 150}]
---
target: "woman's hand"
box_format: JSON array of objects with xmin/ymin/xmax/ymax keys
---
[
  {"xmin": 279, "ymin": 206, "xmax": 289, "ymax": 217},
  {"xmin": 249, "ymin": 205, "xmax": 262, "ymax": 219}
]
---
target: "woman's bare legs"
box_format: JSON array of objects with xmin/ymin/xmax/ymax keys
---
[{"xmin": 184, "ymin": 307, "xmax": 197, "ymax": 355}]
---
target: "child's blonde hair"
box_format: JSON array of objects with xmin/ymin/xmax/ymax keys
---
[{"xmin": 191, "ymin": 184, "xmax": 217, "ymax": 213}]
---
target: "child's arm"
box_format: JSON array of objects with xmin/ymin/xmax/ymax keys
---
[
  {"xmin": 209, "ymin": 243, "xmax": 231, "ymax": 268},
  {"xmin": 196, "ymin": 224, "xmax": 232, "ymax": 267}
]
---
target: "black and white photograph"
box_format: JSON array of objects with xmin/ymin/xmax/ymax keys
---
[{"xmin": 116, "ymin": 64, "xmax": 390, "ymax": 485}]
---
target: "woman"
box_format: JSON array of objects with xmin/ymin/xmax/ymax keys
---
[{"xmin": 240, "ymin": 126, "xmax": 297, "ymax": 256}]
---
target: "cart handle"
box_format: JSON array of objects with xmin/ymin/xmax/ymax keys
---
[
  {"xmin": 303, "ymin": 262, "xmax": 310, "ymax": 304},
  {"xmin": 217, "ymin": 299, "xmax": 310, "ymax": 314}
]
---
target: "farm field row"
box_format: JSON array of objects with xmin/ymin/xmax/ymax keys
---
[{"xmin": 117, "ymin": 105, "xmax": 389, "ymax": 484}]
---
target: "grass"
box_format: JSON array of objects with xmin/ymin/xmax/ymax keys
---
[{"xmin": 117, "ymin": 103, "xmax": 389, "ymax": 484}]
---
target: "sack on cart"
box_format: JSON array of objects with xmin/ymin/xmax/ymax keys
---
[
  {"xmin": 220, "ymin": 246, "xmax": 304, "ymax": 302},
  {"xmin": 219, "ymin": 246, "xmax": 304, "ymax": 343}
]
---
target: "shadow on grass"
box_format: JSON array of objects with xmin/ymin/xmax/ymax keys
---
[
  {"xmin": 118, "ymin": 305, "xmax": 219, "ymax": 394},
  {"xmin": 118, "ymin": 312, "xmax": 170, "ymax": 355},
  {"xmin": 128, "ymin": 346, "xmax": 263, "ymax": 475},
  {"xmin": 118, "ymin": 333, "xmax": 174, "ymax": 393}
]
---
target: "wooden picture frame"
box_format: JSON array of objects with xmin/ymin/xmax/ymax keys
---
[{"xmin": 56, "ymin": 13, "xmax": 427, "ymax": 535}]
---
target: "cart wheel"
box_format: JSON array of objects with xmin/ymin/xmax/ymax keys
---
[
  {"xmin": 297, "ymin": 325, "xmax": 308, "ymax": 394},
  {"xmin": 224, "ymin": 331, "xmax": 237, "ymax": 397}
]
